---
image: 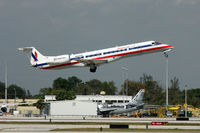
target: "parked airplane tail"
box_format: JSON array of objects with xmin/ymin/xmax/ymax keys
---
[
  {"xmin": 18, "ymin": 47, "xmax": 47, "ymax": 66},
  {"xmin": 132, "ymin": 89, "xmax": 145, "ymax": 104}
]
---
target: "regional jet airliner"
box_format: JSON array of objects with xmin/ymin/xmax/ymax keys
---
[{"xmin": 18, "ymin": 41, "xmax": 173, "ymax": 72}]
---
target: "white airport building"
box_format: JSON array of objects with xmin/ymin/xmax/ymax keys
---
[
  {"xmin": 75, "ymin": 95, "xmax": 132, "ymax": 103},
  {"xmin": 44, "ymin": 95, "xmax": 56, "ymax": 102},
  {"xmin": 48, "ymin": 100, "xmax": 97, "ymax": 116},
  {"xmin": 45, "ymin": 95, "xmax": 133, "ymax": 116}
]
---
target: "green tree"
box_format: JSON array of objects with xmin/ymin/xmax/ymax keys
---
[
  {"xmin": 55, "ymin": 89, "xmax": 76, "ymax": 100},
  {"xmin": 75, "ymin": 83, "xmax": 92, "ymax": 95},
  {"xmin": 7, "ymin": 84, "xmax": 26, "ymax": 100},
  {"xmin": 142, "ymin": 74, "xmax": 164, "ymax": 105},
  {"xmin": 53, "ymin": 77, "xmax": 68, "ymax": 90},
  {"xmin": 187, "ymin": 88, "xmax": 200, "ymax": 107},
  {"xmin": 168, "ymin": 77, "xmax": 182, "ymax": 105},
  {"xmin": 120, "ymin": 74, "xmax": 165, "ymax": 105},
  {"xmin": 39, "ymin": 87, "xmax": 53, "ymax": 95},
  {"xmin": 26, "ymin": 90, "xmax": 31, "ymax": 98},
  {"xmin": 0, "ymin": 81, "xmax": 5, "ymax": 98},
  {"xmin": 85, "ymin": 79, "xmax": 102, "ymax": 94},
  {"xmin": 53, "ymin": 76, "xmax": 82, "ymax": 91},
  {"xmin": 122, "ymin": 80, "xmax": 145, "ymax": 96},
  {"xmin": 34, "ymin": 99, "xmax": 45, "ymax": 114},
  {"xmin": 67, "ymin": 76, "xmax": 82, "ymax": 90},
  {"xmin": 140, "ymin": 73, "xmax": 153, "ymax": 83},
  {"xmin": 102, "ymin": 81, "xmax": 117, "ymax": 95}
]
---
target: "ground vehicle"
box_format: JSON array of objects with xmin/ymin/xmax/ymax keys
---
[
  {"xmin": 166, "ymin": 112, "xmax": 173, "ymax": 117},
  {"xmin": 0, "ymin": 111, "xmax": 3, "ymax": 116}
]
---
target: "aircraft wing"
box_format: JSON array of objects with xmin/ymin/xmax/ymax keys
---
[
  {"xmin": 100, "ymin": 108, "xmax": 116, "ymax": 112},
  {"xmin": 0, "ymin": 102, "xmax": 33, "ymax": 107},
  {"xmin": 75, "ymin": 59, "xmax": 108, "ymax": 66},
  {"xmin": 99, "ymin": 108, "xmax": 117, "ymax": 115}
]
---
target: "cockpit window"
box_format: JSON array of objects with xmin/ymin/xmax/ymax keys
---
[{"xmin": 152, "ymin": 41, "xmax": 161, "ymax": 45}]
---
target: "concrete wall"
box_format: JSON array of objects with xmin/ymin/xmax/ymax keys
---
[
  {"xmin": 17, "ymin": 106, "xmax": 40, "ymax": 116},
  {"xmin": 49, "ymin": 100, "xmax": 97, "ymax": 116},
  {"xmin": 0, "ymin": 99, "xmax": 38, "ymax": 104}
]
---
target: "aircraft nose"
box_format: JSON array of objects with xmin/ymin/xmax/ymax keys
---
[
  {"xmin": 167, "ymin": 44, "xmax": 174, "ymax": 49},
  {"xmin": 163, "ymin": 44, "xmax": 174, "ymax": 53}
]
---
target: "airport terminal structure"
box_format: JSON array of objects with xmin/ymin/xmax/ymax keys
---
[
  {"xmin": 45, "ymin": 95, "xmax": 133, "ymax": 116},
  {"xmin": 0, "ymin": 95, "xmax": 133, "ymax": 116},
  {"xmin": 75, "ymin": 95, "xmax": 132, "ymax": 103},
  {"xmin": 1, "ymin": 93, "xmax": 200, "ymax": 118}
]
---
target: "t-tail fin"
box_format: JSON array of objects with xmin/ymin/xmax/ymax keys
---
[
  {"xmin": 18, "ymin": 47, "xmax": 47, "ymax": 66},
  {"xmin": 132, "ymin": 89, "xmax": 145, "ymax": 104}
]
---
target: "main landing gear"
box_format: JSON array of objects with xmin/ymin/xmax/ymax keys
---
[{"xmin": 90, "ymin": 66, "xmax": 97, "ymax": 73}]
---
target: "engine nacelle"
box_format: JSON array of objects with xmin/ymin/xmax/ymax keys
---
[
  {"xmin": 47, "ymin": 55, "xmax": 70, "ymax": 64},
  {"xmin": 1, "ymin": 107, "xmax": 7, "ymax": 112}
]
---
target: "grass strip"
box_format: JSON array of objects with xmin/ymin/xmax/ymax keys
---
[
  {"xmin": 0, "ymin": 121, "xmax": 200, "ymax": 126},
  {"xmin": 51, "ymin": 128, "xmax": 200, "ymax": 132}
]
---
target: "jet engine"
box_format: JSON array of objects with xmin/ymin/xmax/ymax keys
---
[
  {"xmin": 1, "ymin": 106, "xmax": 7, "ymax": 112},
  {"xmin": 47, "ymin": 55, "xmax": 70, "ymax": 65}
]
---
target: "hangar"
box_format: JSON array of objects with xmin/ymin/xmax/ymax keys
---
[
  {"xmin": 44, "ymin": 95, "xmax": 133, "ymax": 116},
  {"xmin": 75, "ymin": 95, "xmax": 132, "ymax": 103},
  {"xmin": 47, "ymin": 100, "xmax": 97, "ymax": 116}
]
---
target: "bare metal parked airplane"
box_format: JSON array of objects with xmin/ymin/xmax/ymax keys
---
[
  {"xmin": 0, "ymin": 102, "xmax": 32, "ymax": 113},
  {"xmin": 18, "ymin": 41, "xmax": 173, "ymax": 72},
  {"xmin": 98, "ymin": 89, "xmax": 145, "ymax": 116}
]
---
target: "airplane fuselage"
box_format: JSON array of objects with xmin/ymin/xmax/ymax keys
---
[
  {"xmin": 99, "ymin": 103, "xmax": 143, "ymax": 115},
  {"xmin": 19, "ymin": 41, "xmax": 173, "ymax": 72},
  {"xmin": 35, "ymin": 41, "xmax": 172, "ymax": 69}
]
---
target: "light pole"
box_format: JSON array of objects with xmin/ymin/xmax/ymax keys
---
[
  {"xmin": 164, "ymin": 52, "xmax": 168, "ymax": 107},
  {"xmin": 5, "ymin": 63, "xmax": 8, "ymax": 103},
  {"xmin": 14, "ymin": 88, "xmax": 17, "ymax": 110},
  {"xmin": 121, "ymin": 67, "xmax": 128, "ymax": 103},
  {"xmin": 185, "ymin": 85, "xmax": 187, "ymax": 118},
  {"xmin": 126, "ymin": 70, "xmax": 128, "ymax": 96},
  {"xmin": 121, "ymin": 67, "xmax": 128, "ymax": 94},
  {"xmin": 164, "ymin": 52, "xmax": 169, "ymax": 117}
]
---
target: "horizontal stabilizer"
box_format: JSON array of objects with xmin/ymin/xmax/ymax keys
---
[{"xmin": 18, "ymin": 47, "xmax": 34, "ymax": 51}]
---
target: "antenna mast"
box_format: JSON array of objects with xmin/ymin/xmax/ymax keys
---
[{"xmin": 5, "ymin": 63, "xmax": 8, "ymax": 103}]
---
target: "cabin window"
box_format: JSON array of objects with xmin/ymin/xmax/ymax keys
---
[{"xmin": 86, "ymin": 53, "xmax": 102, "ymax": 57}]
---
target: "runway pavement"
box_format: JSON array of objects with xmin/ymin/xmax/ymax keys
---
[
  {"xmin": 1, "ymin": 123, "xmax": 200, "ymax": 132},
  {"xmin": 0, "ymin": 116, "xmax": 200, "ymax": 132},
  {"xmin": 1, "ymin": 132, "xmax": 200, "ymax": 133},
  {"xmin": 0, "ymin": 116, "xmax": 200, "ymax": 123}
]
